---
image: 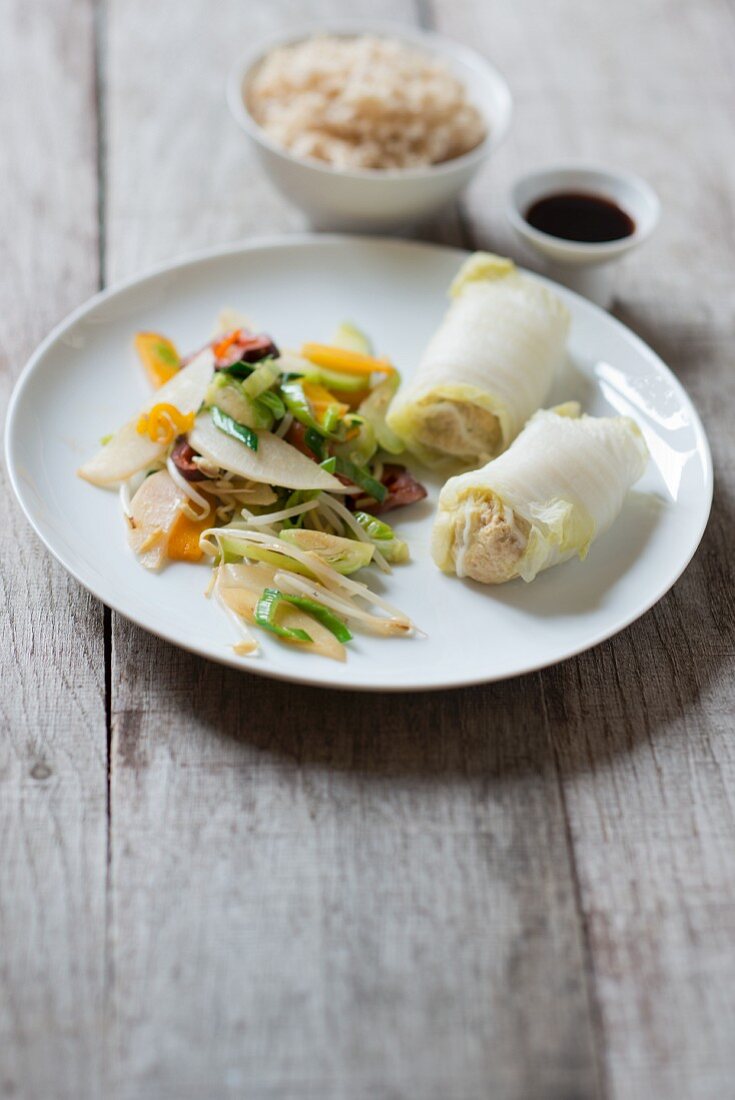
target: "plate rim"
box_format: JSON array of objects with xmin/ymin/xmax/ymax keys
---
[{"xmin": 4, "ymin": 233, "xmax": 714, "ymax": 692}]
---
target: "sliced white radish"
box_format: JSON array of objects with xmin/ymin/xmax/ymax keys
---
[
  {"xmin": 78, "ymin": 349, "xmax": 214, "ymax": 487},
  {"xmin": 126, "ymin": 469, "xmax": 185, "ymax": 570},
  {"xmin": 189, "ymin": 410, "xmax": 344, "ymax": 492}
]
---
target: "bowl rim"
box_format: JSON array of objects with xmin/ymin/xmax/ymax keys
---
[
  {"xmin": 505, "ymin": 163, "xmax": 661, "ymax": 258},
  {"xmin": 226, "ymin": 19, "xmax": 513, "ymax": 182}
]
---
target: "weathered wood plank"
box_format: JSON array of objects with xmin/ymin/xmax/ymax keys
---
[
  {"xmin": 436, "ymin": 0, "xmax": 735, "ymax": 1095},
  {"xmin": 104, "ymin": 1, "xmax": 599, "ymax": 1097},
  {"xmin": 109, "ymin": 644, "xmax": 600, "ymax": 1100},
  {"xmin": 0, "ymin": 1, "xmax": 107, "ymax": 1098}
]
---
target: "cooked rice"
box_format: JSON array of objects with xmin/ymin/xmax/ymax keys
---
[{"xmin": 247, "ymin": 34, "xmax": 487, "ymax": 171}]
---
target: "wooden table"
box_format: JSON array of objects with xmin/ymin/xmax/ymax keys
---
[{"xmin": 2, "ymin": 2, "xmax": 733, "ymax": 1097}]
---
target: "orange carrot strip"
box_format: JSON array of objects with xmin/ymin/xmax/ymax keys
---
[
  {"xmin": 301, "ymin": 380, "xmax": 350, "ymax": 426},
  {"xmin": 134, "ymin": 332, "xmax": 180, "ymax": 389},
  {"xmin": 136, "ymin": 403, "xmax": 195, "ymax": 444},
  {"xmin": 167, "ymin": 509, "xmax": 210, "ymax": 562},
  {"xmin": 301, "ymin": 343, "xmax": 395, "ymax": 376}
]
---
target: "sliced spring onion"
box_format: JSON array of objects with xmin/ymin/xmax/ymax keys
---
[
  {"xmin": 273, "ymin": 571, "xmax": 410, "ymax": 637},
  {"xmin": 279, "ymin": 379, "xmax": 325, "ymax": 434},
  {"xmin": 201, "ymin": 528, "xmax": 410, "ymax": 623},
  {"xmin": 254, "ymin": 388, "xmax": 286, "ymax": 419},
  {"xmin": 211, "ymin": 404, "xmax": 258, "ymax": 452},
  {"xmin": 353, "ymin": 511, "xmax": 394, "ymax": 541},
  {"xmin": 332, "ymin": 415, "xmax": 377, "ymax": 467},
  {"xmin": 305, "ymin": 428, "xmax": 326, "ymax": 459},
  {"xmin": 334, "ymin": 456, "xmax": 387, "ymax": 504},
  {"xmin": 352, "ymin": 510, "xmax": 409, "ymax": 563},
  {"xmin": 241, "ymin": 359, "xmax": 281, "ymax": 399},
  {"xmin": 220, "ymin": 361, "xmax": 255, "ymax": 379},
  {"xmin": 279, "ymin": 592, "xmax": 352, "ymax": 643},
  {"xmin": 255, "ymin": 588, "xmax": 312, "ymax": 643},
  {"xmin": 321, "ymin": 405, "xmax": 341, "ymax": 433}
]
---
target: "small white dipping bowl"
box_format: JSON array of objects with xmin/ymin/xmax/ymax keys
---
[
  {"xmin": 227, "ymin": 21, "xmax": 512, "ymax": 232},
  {"xmin": 506, "ymin": 165, "xmax": 660, "ymax": 308}
]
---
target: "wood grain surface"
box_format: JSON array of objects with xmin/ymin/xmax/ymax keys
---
[
  {"xmin": 2, "ymin": 1, "xmax": 734, "ymax": 1098},
  {"xmin": 0, "ymin": 2, "xmax": 107, "ymax": 1099}
]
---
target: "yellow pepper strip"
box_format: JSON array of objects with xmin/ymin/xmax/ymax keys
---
[
  {"xmin": 134, "ymin": 332, "xmax": 180, "ymax": 388},
  {"xmin": 301, "ymin": 380, "xmax": 349, "ymax": 427},
  {"xmin": 136, "ymin": 403, "xmax": 195, "ymax": 445},
  {"xmin": 167, "ymin": 509, "xmax": 210, "ymax": 562},
  {"xmin": 301, "ymin": 343, "xmax": 395, "ymax": 376}
]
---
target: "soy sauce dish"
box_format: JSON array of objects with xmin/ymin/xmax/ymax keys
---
[
  {"xmin": 506, "ymin": 166, "xmax": 660, "ymax": 307},
  {"xmin": 508, "ymin": 167, "xmax": 659, "ymax": 258}
]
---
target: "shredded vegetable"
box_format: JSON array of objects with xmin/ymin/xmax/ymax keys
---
[
  {"xmin": 81, "ymin": 311, "xmax": 423, "ymax": 663},
  {"xmin": 134, "ymin": 332, "xmax": 180, "ymax": 388},
  {"xmin": 278, "ymin": 591, "xmax": 352, "ymax": 642},
  {"xmin": 136, "ymin": 404, "xmax": 195, "ymax": 444},
  {"xmin": 211, "ymin": 404, "xmax": 259, "ymax": 452},
  {"xmin": 301, "ymin": 343, "xmax": 395, "ymax": 376},
  {"xmin": 255, "ymin": 588, "xmax": 313, "ymax": 643}
]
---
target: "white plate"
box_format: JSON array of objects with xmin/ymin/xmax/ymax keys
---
[{"xmin": 5, "ymin": 236, "xmax": 712, "ymax": 692}]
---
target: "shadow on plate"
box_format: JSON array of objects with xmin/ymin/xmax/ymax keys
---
[{"xmin": 464, "ymin": 490, "xmax": 666, "ymax": 618}]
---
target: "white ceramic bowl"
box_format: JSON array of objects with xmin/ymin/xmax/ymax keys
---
[
  {"xmin": 506, "ymin": 165, "xmax": 660, "ymax": 307},
  {"xmin": 227, "ymin": 21, "xmax": 512, "ymax": 231}
]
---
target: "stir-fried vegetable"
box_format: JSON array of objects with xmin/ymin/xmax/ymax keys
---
[
  {"xmin": 353, "ymin": 511, "xmax": 410, "ymax": 563},
  {"xmin": 136, "ymin": 403, "xmax": 195, "ymax": 444},
  {"xmin": 301, "ymin": 380, "xmax": 349, "ymax": 431},
  {"xmin": 301, "ymin": 342, "xmax": 395, "ymax": 376},
  {"xmin": 240, "ymin": 359, "xmax": 281, "ymax": 399},
  {"xmin": 277, "ymin": 591, "xmax": 353, "ymax": 643},
  {"xmin": 280, "ymin": 378, "xmax": 330, "ymax": 435},
  {"xmin": 334, "ymin": 456, "xmax": 387, "ymax": 504},
  {"xmin": 134, "ymin": 332, "xmax": 180, "ymax": 388},
  {"xmin": 82, "ymin": 310, "xmax": 426, "ymax": 663},
  {"xmin": 279, "ymin": 529, "xmax": 374, "ymax": 574},
  {"xmin": 358, "ymin": 374, "xmax": 404, "ymax": 454},
  {"xmin": 211, "ymin": 404, "xmax": 259, "ymax": 452},
  {"xmin": 331, "ymin": 322, "xmax": 372, "ymax": 355},
  {"xmin": 254, "ymin": 389, "xmax": 286, "ymax": 420},
  {"xmin": 255, "ymin": 587, "xmax": 313, "ymax": 643}
]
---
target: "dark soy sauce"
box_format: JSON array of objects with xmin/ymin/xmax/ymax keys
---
[{"xmin": 525, "ymin": 191, "xmax": 635, "ymax": 243}]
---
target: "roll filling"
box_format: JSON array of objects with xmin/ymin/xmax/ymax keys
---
[
  {"xmin": 387, "ymin": 253, "xmax": 570, "ymax": 469},
  {"xmin": 432, "ymin": 404, "xmax": 649, "ymax": 584}
]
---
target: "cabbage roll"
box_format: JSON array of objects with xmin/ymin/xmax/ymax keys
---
[
  {"xmin": 432, "ymin": 404, "xmax": 648, "ymax": 584},
  {"xmin": 387, "ymin": 253, "xmax": 570, "ymax": 469}
]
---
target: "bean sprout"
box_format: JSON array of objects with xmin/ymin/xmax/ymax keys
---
[
  {"xmin": 318, "ymin": 495, "xmax": 391, "ymax": 574},
  {"xmin": 166, "ymin": 456, "xmax": 212, "ymax": 520}
]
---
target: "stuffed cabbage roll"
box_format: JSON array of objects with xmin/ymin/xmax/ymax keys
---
[
  {"xmin": 386, "ymin": 253, "xmax": 570, "ymax": 469},
  {"xmin": 432, "ymin": 404, "xmax": 649, "ymax": 584}
]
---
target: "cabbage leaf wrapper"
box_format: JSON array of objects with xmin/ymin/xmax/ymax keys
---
[
  {"xmin": 431, "ymin": 403, "xmax": 649, "ymax": 584},
  {"xmin": 386, "ymin": 253, "xmax": 570, "ymax": 470}
]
